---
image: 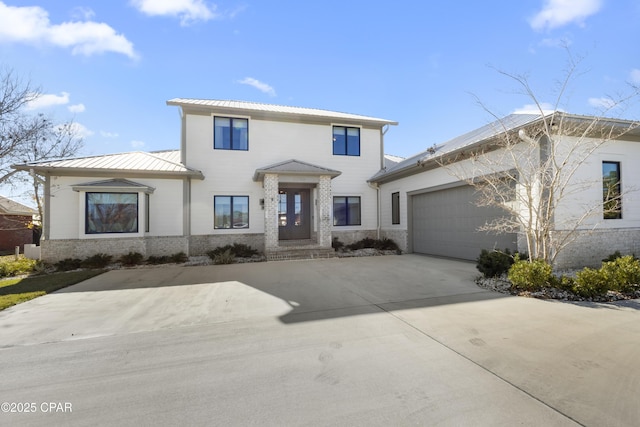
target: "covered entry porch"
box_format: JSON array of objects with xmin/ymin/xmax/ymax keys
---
[{"xmin": 253, "ymin": 159, "xmax": 341, "ymax": 259}]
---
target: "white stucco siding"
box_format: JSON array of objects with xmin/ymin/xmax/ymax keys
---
[
  {"xmin": 184, "ymin": 114, "xmax": 382, "ymax": 233},
  {"xmin": 554, "ymin": 137, "xmax": 640, "ymax": 230},
  {"xmin": 47, "ymin": 176, "xmax": 184, "ymax": 239}
]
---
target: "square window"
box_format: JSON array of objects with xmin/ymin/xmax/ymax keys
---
[
  {"xmin": 214, "ymin": 117, "xmax": 248, "ymax": 150},
  {"xmin": 333, "ymin": 126, "xmax": 360, "ymax": 156},
  {"xmin": 86, "ymin": 193, "xmax": 138, "ymax": 234},
  {"xmin": 333, "ymin": 196, "xmax": 361, "ymax": 226},
  {"xmin": 214, "ymin": 196, "xmax": 249, "ymax": 229}
]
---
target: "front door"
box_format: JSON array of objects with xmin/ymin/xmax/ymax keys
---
[{"xmin": 278, "ymin": 188, "xmax": 311, "ymax": 240}]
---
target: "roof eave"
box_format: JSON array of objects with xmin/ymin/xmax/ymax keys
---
[{"xmin": 12, "ymin": 165, "xmax": 205, "ymax": 180}]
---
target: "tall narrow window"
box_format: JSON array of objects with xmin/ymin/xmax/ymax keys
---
[
  {"xmin": 603, "ymin": 161, "xmax": 622, "ymax": 219},
  {"xmin": 214, "ymin": 196, "xmax": 249, "ymax": 229},
  {"xmin": 392, "ymin": 192, "xmax": 400, "ymax": 224},
  {"xmin": 214, "ymin": 117, "xmax": 248, "ymax": 150},
  {"xmin": 145, "ymin": 193, "xmax": 150, "ymax": 233},
  {"xmin": 333, "ymin": 126, "xmax": 360, "ymax": 156},
  {"xmin": 333, "ymin": 196, "xmax": 361, "ymax": 226}
]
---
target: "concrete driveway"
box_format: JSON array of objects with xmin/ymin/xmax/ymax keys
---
[{"xmin": 0, "ymin": 254, "xmax": 639, "ymax": 426}]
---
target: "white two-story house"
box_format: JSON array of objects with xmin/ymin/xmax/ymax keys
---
[{"xmin": 14, "ymin": 100, "xmax": 397, "ymax": 262}]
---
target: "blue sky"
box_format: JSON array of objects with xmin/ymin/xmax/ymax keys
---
[{"xmin": 1, "ymin": 0, "xmax": 639, "ymax": 164}]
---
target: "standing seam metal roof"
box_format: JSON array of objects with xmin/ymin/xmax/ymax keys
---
[{"xmin": 166, "ymin": 98, "xmax": 398, "ymax": 125}]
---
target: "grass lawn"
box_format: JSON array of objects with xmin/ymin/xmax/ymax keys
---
[{"xmin": 0, "ymin": 270, "xmax": 105, "ymax": 311}]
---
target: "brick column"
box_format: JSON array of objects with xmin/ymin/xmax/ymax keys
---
[
  {"xmin": 263, "ymin": 173, "xmax": 279, "ymax": 250},
  {"xmin": 317, "ymin": 175, "xmax": 332, "ymax": 248}
]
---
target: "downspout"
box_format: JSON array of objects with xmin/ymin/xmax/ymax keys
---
[{"xmin": 369, "ymin": 125, "xmax": 390, "ymax": 239}]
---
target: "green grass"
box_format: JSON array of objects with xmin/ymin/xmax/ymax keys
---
[{"xmin": 0, "ymin": 270, "xmax": 105, "ymax": 311}]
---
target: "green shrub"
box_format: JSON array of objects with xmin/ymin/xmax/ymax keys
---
[
  {"xmin": 599, "ymin": 255, "xmax": 640, "ymax": 293},
  {"xmin": 602, "ymin": 250, "xmax": 623, "ymax": 263},
  {"xmin": 346, "ymin": 237, "xmax": 377, "ymax": 250},
  {"xmin": 374, "ymin": 238, "xmax": 399, "ymax": 251},
  {"xmin": 332, "ymin": 237, "xmax": 344, "ymax": 252},
  {"xmin": 0, "ymin": 257, "xmax": 39, "ymax": 277},
  {"xmin": 213, "ymin": 249, "xmax": 235, "ymax": 265},
  {"xmin": 119, "ymin": 252, "xmax": 144, "ymax": 266},
  {"xmin": 146, "ymin": 255, "xmax": 170, "ymax": 265},
  {"xmin": 476, "ymin": 249, "xmax": 516, "ymax": 278},
  {"xmin": 207, "ymin": 244, "xmax": 258, "ymax": 260},
  {"xmin": 574, "ymin": 267, "xmax": 609, "ymax": 298},
  {"xmin": 508, "ymin": 258, "xmax": 554, "ymax": 291},
  {"xmin": 54, "ymin": 258, "xmax": 83, "ymax": 271},
  {"xmin": 81, "ymin": 253, "xmax": 113, "ymax": 269},
  {"xmin": 170, "ymin": 252, "xmax": 188, "ymax": 263}
]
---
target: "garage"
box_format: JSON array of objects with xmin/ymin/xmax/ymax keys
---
[{"xmin": 411, "ymin": 185, "xmax": 517, "ymax": 260}]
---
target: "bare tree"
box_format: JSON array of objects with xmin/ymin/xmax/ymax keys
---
[
  {"xmin": 0, "ymin": 67, "xmax": 84, "ymax": 222},
  {"xmin": 439, "ymin": 55, "xmax": 640, "ymax": 265}
]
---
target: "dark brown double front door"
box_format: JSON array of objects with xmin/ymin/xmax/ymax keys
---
[{"xmin": 278, "ymin": 188, "xmax": 311, "ymax": 240}]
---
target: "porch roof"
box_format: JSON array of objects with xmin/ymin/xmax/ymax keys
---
[{"xmin": 253, "ymin": 159, "xmax": 341, "ymax": 181}]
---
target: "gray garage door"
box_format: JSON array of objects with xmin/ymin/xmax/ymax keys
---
[{"xmin": 411, "ymin": 185, "xmax": 517, "ymax": 260}]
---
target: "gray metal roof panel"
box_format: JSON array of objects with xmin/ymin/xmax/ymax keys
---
[{"xmin": 167, "ymin": 98, "xmax": 398, "ymax": 126}]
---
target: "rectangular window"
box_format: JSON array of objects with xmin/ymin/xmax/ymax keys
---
[
  {"xmin": 145, "ymin": 193, "xmax": 150, "ymax": 233},
  {"xmin": 333, "ymin": 126, "xmax": 360, "ymax": 156},
  {"xmin": 333, "ymin": 196, "xmax": 361, "ymax": 226},
  {"xmin": 214, "ymin": 117, "xmax": 248, "ymax": 150},
  {"xmin": 86, "ymin": 193, "xmax": 138, "ymax": 234},
  {"xmin": 214, "ymin": 196, "xmax": 249, "ymax": 229},
  {"xmin": 603, "ymin": 161, "xmax": 622, "ymax": 219},
  {"xmin": 392, "ymin": 192, "xmax": 400, "ymax": 224}
]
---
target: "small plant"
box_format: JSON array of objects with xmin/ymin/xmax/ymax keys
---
[
  {"xmin": 602, "ymin": 250, "xmax": 623, "ymax": 263},
  {"xmin": 146, "ymin": 255, "xmax": 170, "ymax": 265},
  {"xmin": 119, "ymin": 252, "xmax": 145, "ymax": 266},
  {"xmin": 508, "ymin": 258, "xmax": 554, "ymax": 292},
  {"xmin": 347, "ymin": 237, "xmax": 377, "ymax": 250},
  {"xmin": 573, "ymin": 267, "xmax": 609, "ymax": 298},
  {"xmin": 54, "ymin": 258, "xmax": 83, "ymax": 272},
  {"xmin": 81, "ymin": 253, "xmax": 113, "ymax": 269},
  {"xmin": 374, "ymin": 238, "xmax": 400, "ymax": 251},
  {"xmin": 213, "ymin": 249, "xmax": 235, "ymax": 265},
  {"xmin": 207, "ymin": 244, "xmax": 258, "ymax": 260},
  {"xmin": 0, "ymin": 257, "xmax": 39, "ymax": 277},
  {"xmin": 332, "ymin": 237, "xmax": 344, "ymax": 252},
  {"xmin": 170, "ymin": 252, "xmax": 188, "ymax": 263},
  {"xmin": 476, "ymin": 249, "xmax": 515, "ymax": 278}
]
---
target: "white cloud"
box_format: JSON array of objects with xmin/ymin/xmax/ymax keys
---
[
  {"xmin": 237, "ymin": 77, "xmax": 276, "ymax": 97},
  {"xmin": 26, "ymin": 92, "xmax": 70, "ymax": 110},
  {"xmin": 131, "ymin": 140, "xmax": 145, "ymax": 148},
  {"xmin": 530, "ymin": 0, "xmax": 602, "ymax": 31},
  {"xmin": 65, "ymin": 122, "xmax": 94, "ymax": 139},
  {"xmin": 0, "ymin": 2, "xmax": 137, "ymax": 58},
  {"xmin": 630, "ymin": 69, "xmax": 640, "ymax": 84},
  {"xmin": 131, "ymin": 0, "xmax": 217, "ymax": 26},
  {"xmin": 68, "ymin": 103, "xmax": 85, "ymax": 113},
  {"xmin": 512, "ymin": 103, "xmax": 557, "ymax": 114},
  {"xmin": 71, "ymin": 6, "xmax": 96, "ymax": 21},
  {"xmin": 588, "ymin": 97, "xmax": 616, "ymax": 110},
  {"xmin": 100, "ymin": 131, "xmax": 119, "ymax": 138}
]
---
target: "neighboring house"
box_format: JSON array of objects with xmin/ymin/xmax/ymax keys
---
[
  {"xmin": 0, "ymin": 196, "xmax": 37, "ymax": 253},
  {"xmin": 13, "ymin": 100, "xmax": 397, "ymax": 262},
  {"xmin": 371, "ymin": 112, "xmax": 640, "ymax": 269}
]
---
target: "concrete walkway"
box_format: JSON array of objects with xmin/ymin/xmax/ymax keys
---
[{"xmin": 0, "ymin": 254, "xmax": 639, "ymax": 426}]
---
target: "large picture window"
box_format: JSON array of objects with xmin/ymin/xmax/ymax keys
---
[
  {"xmin": 603, "ymin": 161, "xmax": 622, "ymax": 219},
  {"xmin": 214, "ymin": 117, "xmax": 248, "ymax": 150},
  {"xmin": 333, "ymin": 126, "xmax": 360, "ymax": 156},
  {"xmin": 214, "ymin": 196, "xmax": 249, "ymax": 229},
  {"xmin": 333, "ymin": 196, "xmax": 361, "ymax": 226},
  {"xmin": 86, "ymin": 193, "xmax": 138, "ymax": 234}
]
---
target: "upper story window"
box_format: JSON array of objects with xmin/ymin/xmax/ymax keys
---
[
  {"xmin": 603, "ymin": 161, "xmax": 622, "ymax": 219},
  {"xmin": 214, "ymin": 117, "xmax": 248, "ymax": 150},
  {"xmin": 333, "ymin": 126, "xmax": 360, "ymax": 156}
]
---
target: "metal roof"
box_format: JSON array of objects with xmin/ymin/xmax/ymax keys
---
[
  {"xmin": 0, "ymin": 195, "xmax": 36, "ymax": 216},
  {"xmin": 167, "ymin": 99, "xmax": 398, "ymax": 126},
  {"xmin": 371, "ymin": 113, "xmax": 545, "ymax": 183},
  {"xmin": 12, "ymin": 150, "xmax": 204, "ymax": 179},
  {"xmin": 253, "ymin": 159, "xmax": 341, "ymax": 181}
]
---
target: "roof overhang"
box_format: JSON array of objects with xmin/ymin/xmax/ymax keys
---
[{"xmin": 12, "ymin": 165, "xmax": 205, "ymax": 180}]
